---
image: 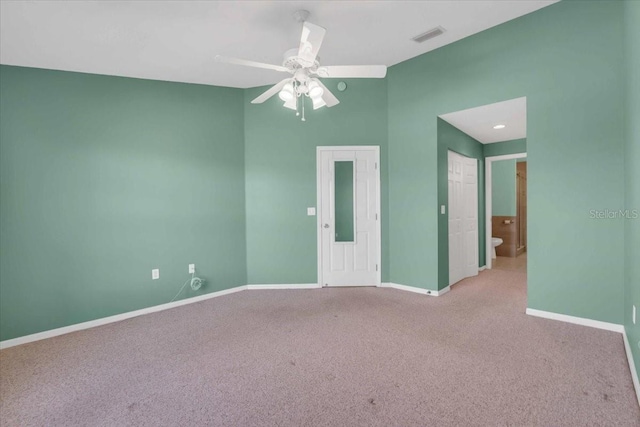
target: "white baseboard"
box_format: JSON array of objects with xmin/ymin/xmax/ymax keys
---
[
  {"xmin": 381, "ymin": 282, "xmax": 449, "ymax": 296},
  {"xmin": 0, "ymin": 285, "xmax": 247, "ymax": 350},
  {"xmin": 479, "ymin": 266, "xmax": 486, "ymax": 272},
  {"xmin": 436, "ymin": 286, "xmax": 451, "ymax": 296},
  {"xmin": 0, "ymin": 283, "xmax": 324, "ymax": 349},
  {"xmin": 525, "ymin": 308, "xmax": 624, "ymax": 333},
  {"xmin": 246, "ymin": 283, "xmax": 320, "ymax": 290},
  {"xmin": 623, "ymin": 330, "xmax": 640, "ymax": 408}
]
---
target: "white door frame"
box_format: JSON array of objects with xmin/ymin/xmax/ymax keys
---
[
  {"xmin": 484, "ymin": 152, "xmax": 527, "ymax": 269},
  {"xmin": 316, "ymin": 146, "xmax": 382, "ymax": 287}
]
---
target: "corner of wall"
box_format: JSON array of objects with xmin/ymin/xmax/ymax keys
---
[{"xmin": 623, "ymin": 0, "xmax": 640, "ymax": 381}]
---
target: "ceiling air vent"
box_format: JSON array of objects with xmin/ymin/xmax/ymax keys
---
[{"xmin": 412, "ymin": 26, "xmax": 446, "ymax": 43}]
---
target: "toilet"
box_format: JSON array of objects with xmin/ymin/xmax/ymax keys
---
[{"xmin": 491, "ymin": 237, "xmax": 503, "ymax": 259}]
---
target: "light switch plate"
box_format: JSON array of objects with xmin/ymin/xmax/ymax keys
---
[
  {"xmin": 441, "ymin": 205, "xmax": 446, "ymax": 214},
  {"xmin": 307, "ymin": 207, "xmax": 316, "ymax": 216},
  {"xmin": 189, "ymin": 264, "xmax": 195, "ymax": 274},
  {"xmin": 152, "ymin": 269, "xmax": 160, "ymax": 280}
]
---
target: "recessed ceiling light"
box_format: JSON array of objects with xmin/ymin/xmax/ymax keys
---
[{"xmin": 493, "ymin": 124, "xmax": 506, "ymax": 129}]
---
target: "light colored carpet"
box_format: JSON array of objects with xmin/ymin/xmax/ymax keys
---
[{"xmin": 1, "ymin": 270, "xmax": 638, "ymax": 426}]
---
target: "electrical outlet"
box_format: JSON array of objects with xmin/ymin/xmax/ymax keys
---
[
  {"xmin": 307, "ymin": 207, "xmax": 316, "ymax": 216},
  {"xmin": 189, "ymin": 264, "xmax": 195, "ymax": 274},
  {"xmin": 441, "ymin": 205, "xmax": 446, "ymax": 214},
  {"xmin": 152, "ymin": 269, "xmax": 159, "ymax": 280},
  {"xmin": 633, "ymin": 305, "xmax": 636, "ymax": 325}
]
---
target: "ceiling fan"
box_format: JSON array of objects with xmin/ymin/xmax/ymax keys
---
[{"xmin": 215, "ymin": 10, "xmax": 387, "ymax": 121}]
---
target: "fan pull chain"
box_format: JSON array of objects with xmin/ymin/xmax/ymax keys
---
[
  {"xmin": 294, "ymin": 81, "xmax": 300, "ymax": 116},
  {"xmin": 302, "ymin": 96, "xmax": 306, "ymax": 122}
]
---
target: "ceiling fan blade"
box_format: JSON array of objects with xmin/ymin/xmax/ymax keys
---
[
  {"xmin": 251, "ymin": 79, "xmax": 291, "ymax": 104},
  {"xmin": 215, "ymin": 55, "xmax": 289, "ymax": 73},
  {"xmin": 316, "ymin": 80, "xmax": 340, "ymax": 107},
  {"xmin": 317, "ymin": 65, "xmax": 387, "ymax": 78},
  {"xmin": 298, "ymin": 22, "xmax": 326, "ymax": 66}
]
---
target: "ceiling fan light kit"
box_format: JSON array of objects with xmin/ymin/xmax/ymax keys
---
[
  {"xmin": 215, "ymin": 10, "xmax": 387, "ymax": 121},
  {"xmin": 278, "ymin": 82, "xmax": 295, "ymax": 101}
]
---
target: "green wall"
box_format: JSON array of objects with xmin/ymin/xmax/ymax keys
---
[
  {"xmin": 1, "ymin": 0, "xmax": 635, "ymax": 345},
  {"xmin": 492, "ymin": 160, "xmax": 517, "ymax": 217},
  {"xmin": 244, "ymin": 79, "xmax": 389, "ymax": 284},
  {"xmin": 0, "ymin": 66, "xmax": 247, "ymax": 341},
  {"xmin": 624, "ymin": 0, "xmax": 640, "ymax": 377},
  {"xmin": 483, "ymin": 138, "xmax": 527, "ymax": 158},
  {"xmin": 437, "ymin": 119, "xmax": 485, "ymax": 288},
  {"xmin": 388, "ymin": 0, "xmax": 625, "ymax": 323}
]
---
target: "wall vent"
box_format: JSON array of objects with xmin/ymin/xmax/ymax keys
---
[{"xmin": 412, "ymin": 26, "xmax": 446, "ymax": 43}]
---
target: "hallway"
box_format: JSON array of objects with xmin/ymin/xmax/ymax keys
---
[{"xmin": 493, "ymin": 252, "xmax": 527, "ymax": 273}]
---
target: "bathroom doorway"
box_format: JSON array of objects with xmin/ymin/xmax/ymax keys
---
[
  {"xmin": 485, "ymin": 153, "xmax": 527, "ymax": 272},
  {"xmin": 516, "ymin": 161, "xmax": 527, "ymax": 257}
]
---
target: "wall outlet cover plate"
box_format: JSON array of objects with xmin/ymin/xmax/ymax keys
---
[{"xmin": 152, "ymin": 269, "xmax": 160, "ymax": 280}]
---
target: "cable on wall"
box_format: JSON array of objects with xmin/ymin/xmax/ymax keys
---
[{"xmin": 170, "ymin": 269, "xmax": 204, "ymax": 302}]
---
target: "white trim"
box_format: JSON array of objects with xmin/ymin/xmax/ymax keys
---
[
  {"xmin": 381, "ymin": 282, "xmax": 449, "ymax": 296},
  {"xmin": 479, "ymin": 266, "xmax": 486, "ymax": 272},
  {"xmin": 484, "ymin": 152, "xmax": 527, "ymax": 270},
  {"xmin": 435, "ymin": 286, "xmax": 451, "ymax": 296},
  {"xmin": 246, "ymin": 283, "xmax": 320, "ymax": 290},
  {"xmin": 525, "ymin": 308, "xmax": 624, "ymax": 333},
  {"xmin": 623, "ymin": 329, "xmax": 640, "ymax": 408},
  {"xmin": 316, "ymin": 146, "xmax": 382, "ymax": 288},
  {"xmin": 485, "ymin": 153, "xmax": 528, "ymax": 162},
  {"xmin": 0, "ymin": 285, "xmax": 248, "ymax": 350},
  {"xmin": 316, "ymin": 148, "xmax": 323, "ymax": 287}
]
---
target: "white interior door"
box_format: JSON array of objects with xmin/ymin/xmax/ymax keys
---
[
  {"xmin": 448, "ymin": 151, "xmax": 479, "ymax": 286},
  {"xmin": 463, "ymin": 157, "xmax": 479, "ymax": 279},
  {"xmin": 318, "ymin": 147, "xmax": 380, "ymax": 287},
  {"xmin": 448, "ymin": 151, "xmax": 464, "ymax": 286}
]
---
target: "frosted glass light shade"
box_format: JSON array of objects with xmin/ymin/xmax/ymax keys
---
[{"xmin": 279, "ymin": 83, "xmax": 294, "ymax": 101}]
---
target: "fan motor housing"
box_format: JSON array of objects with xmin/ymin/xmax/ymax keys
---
[{"xmin": 283, "ymin": 48, "xmax": 319, "ymax": 72}]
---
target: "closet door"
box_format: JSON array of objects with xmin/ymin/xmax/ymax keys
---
[
  {"xmin": 448, "ymin": 151, "xmax": 464, "ymax": 286},
  {"xmin": 462, "ymin": 157, "xmax": 479, "ymax": 279},
  {"xmin": 448, "ymin": 151, "xmax": 479, "ymax": 286}
]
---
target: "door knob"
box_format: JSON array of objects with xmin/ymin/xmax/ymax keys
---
[{"xmin": 323, "ymin": 224, "xmax": 330, "ymax": 228}]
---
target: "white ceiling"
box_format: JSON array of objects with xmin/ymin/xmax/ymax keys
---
[
  {"xmin": 439, "ymin": 97, "xmax": 527, "ymax": 144},
  {"xmin": 0, "ymin": 1, "xmax": 557, "ymax": 89}
]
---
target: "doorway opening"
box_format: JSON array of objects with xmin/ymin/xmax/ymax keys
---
[
  {"xmin": 438, "ymin": 96, "xmax": 527, "ymax": 289},
  {"xmin": 485, "ymin": 153, "xmax": 527, "ymax": 272}
]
